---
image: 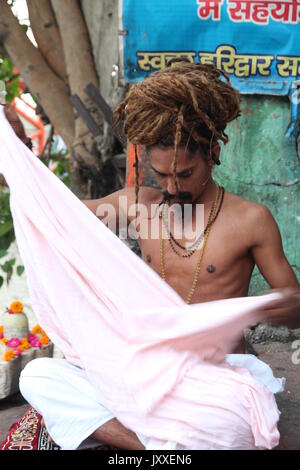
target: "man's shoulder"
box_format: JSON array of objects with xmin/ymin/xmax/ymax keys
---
[
  {"xmin": 225, "ymin": 190, "xmax": 273, "ymax": 220},
  {"xmin": 115, "ymin": 186, "xmax": 161, "ymax": 211},
  {"xmin": 224, "ymin": 191, "xmax": 277, "ymax": 246}
]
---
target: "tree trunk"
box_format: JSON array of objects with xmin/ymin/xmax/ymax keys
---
[
  {"xmin": 27, "ymin": 0, "xmax": 68, "ymax": 84},
  {"xmin": 51, "ymin": 0, "xmax": 103, "ymax": 198},
  {"xmin": 0, "ymin": 0, "xmax": 75, "ymax": 148}
]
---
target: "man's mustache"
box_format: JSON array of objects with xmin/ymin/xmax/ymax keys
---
[{"xmin": 162, "ymin": 190, "xmax": 193, "ymax": 202}]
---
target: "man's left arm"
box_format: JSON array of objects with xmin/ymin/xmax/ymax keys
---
[{"xmin": 250, "ymin": 204, "xmax": 300, "ymax": 329}]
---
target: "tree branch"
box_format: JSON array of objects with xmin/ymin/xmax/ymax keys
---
[
  {"xmin": 27, "ymin": 0, "xmax": 68, "ymax": 84},
  {"xmin": 0, "ymin": 0, "xmax": 75, "ymax": 148},
  {"xmin": 51, "ymin": 0, "xmax": 103, "ymax": 196}
]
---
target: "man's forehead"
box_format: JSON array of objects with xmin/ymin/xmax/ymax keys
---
[
  {"xmin": 149, "ymin": 146, "xmax": 199, "ymax": 159},
  {"xmin": 149, "ymin": 147, "xmax": 199, "ymax": 171}
]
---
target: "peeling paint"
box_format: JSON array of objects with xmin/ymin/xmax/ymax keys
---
[{"xmin": 240, "ymin": 108, "xmax": 254, "ymax": 116}]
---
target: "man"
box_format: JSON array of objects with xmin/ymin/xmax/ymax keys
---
[{"xmin": 20, "ymin": 61, "xmax": 300, "ymax": 450}]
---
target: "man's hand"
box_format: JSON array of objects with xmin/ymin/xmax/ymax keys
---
[{"xmin": 261, "ymin": 287, "xmax": 300, "ymax": 329}]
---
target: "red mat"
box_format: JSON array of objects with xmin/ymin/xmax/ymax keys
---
[{"xmin": 0, "ymin": 406, "xmax": 114, "ymax": 450}]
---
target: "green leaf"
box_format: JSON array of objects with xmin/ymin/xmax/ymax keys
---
[
  {"xmin": 0, "ymin": 249, "xmax": 7, "ymax": 259},
  {"xmin": 1, "ymin": 258, "xmax": 15, "ymax": 272},
  {"xmin": 0, "ymin": 276, "xmax": 3, "ymax": 288},
  {"xmin": 0, "ymin": 221, "xmax": 14, "ymax": 237},
  {"xmin": 1, "ymin": 263, "xmax": 9, "ymax": 273},
  {"xmin": 17, "ymin": 265, "xmax": 24, "ymax": 276},
  {"xmin": 0, "ymin": 53, "xmax": 21, "ymax": 102},
  {"xmin": 6, "ymin": 265, "xmax": 13, "ymax": 285},
  {"xmin": 21, "ymin": 24, "xmax": 29, "ymax": 34}
]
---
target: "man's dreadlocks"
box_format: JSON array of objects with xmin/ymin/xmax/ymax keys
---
[{"xmin": 114, "ymin": 59, "xmax": 241, "ymax": 207}]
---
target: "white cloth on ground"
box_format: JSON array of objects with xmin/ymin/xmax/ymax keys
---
[{"xmin": 20, "ymin": 354, "xmax": 285, "ymax": 450}]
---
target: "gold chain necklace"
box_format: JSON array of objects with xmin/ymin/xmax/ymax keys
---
[
  {"xmin": 160, "ymin": 185, "xmax": 219, "ymax": 304},
  {"xmin": 162, "ymin": 185, "xmax": 222, "ymax": 258}
]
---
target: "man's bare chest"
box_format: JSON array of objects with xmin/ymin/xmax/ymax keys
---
[{"xmin": 136, "ymin": 213, "xmax": 254, "ymax": 302}]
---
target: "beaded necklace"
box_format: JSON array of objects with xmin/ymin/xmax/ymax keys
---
[
  {"xmin": 160, "ymin": 184, "xmax": 221, "ymax": 304},
  {"xmin": 161, "ymin": 186, "xmax": 224, "ymax": 258}
]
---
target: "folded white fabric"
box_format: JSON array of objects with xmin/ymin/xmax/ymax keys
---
[
  {"xmin": 226, "ymin": 354, "xmax": 286, "ymax": 395},
  {"xmin": 19, "ymin": 354, "xmax": 285, "ymax": 450}
]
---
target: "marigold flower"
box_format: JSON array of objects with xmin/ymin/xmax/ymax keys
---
[
  {"xmin": 21, "ymin": 338, "xmax": 30, "ymax": 349},
  {"xmin": 7, "ymin": 338, "xmax": 21, "ymax": 348},
  {"xmin": 32, "ymin": 325, "xmax": 42, "ymax": 335},
  {"xmin": 0, "ymin": 325, "xmax": 3, "ymax": 335},
  {"xmin": 9, "ymin": 301, "xmax": 23, "ymax": 314},
  {"xmin": 2, "ymin": 337, "xmax": 8, "ymax": 344},
  {"xmin": 17, "ymin": 344, "xmax": 25, "ymax": 352},
  {"xmin": 40, "ymin": 335, "xmax": 50, "ymax": 345},
  {"xmin": 3, "ymin": 350, "xmax": 15, "ymax": 361}
]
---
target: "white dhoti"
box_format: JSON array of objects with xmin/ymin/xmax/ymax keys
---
[{"xmin": 19, "ymin": 355, "xmax": 285, "ymax": 450}]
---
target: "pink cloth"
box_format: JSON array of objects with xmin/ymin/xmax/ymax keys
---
[{"xmin": 0, "ymin": 105, "xmax": 282, "ymax": 449}]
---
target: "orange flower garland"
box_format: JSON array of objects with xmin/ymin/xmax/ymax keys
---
[
  {"xmin": 0, "ymin": 317, "xmax": 51, "ymax": 362},
  {"xmin": 40, "ymin": 335, "xmax": 50, "ymax": 345},
  {"xmin": 4, "ymin": 350, "xmax": 15, "ymax": 362},
  {"xmin": 21, "ymin": 338, "xmax": 31, "ymax": 349},
  {"xmin": 9, "ymin": 301, "xmax": 23, "ymax": 314},
  {"xmin": 32, "ymin": 325, "xmax": 42, "ymax": 335}
]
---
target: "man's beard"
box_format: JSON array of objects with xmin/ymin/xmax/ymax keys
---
[{"xmin": 162, "ymin": 190, "xmax": 193, "ymax": 205}]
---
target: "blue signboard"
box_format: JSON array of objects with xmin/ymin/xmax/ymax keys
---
[{"xmin": 120, "ymin": 0, "xmax": 300, "ymax": 99}]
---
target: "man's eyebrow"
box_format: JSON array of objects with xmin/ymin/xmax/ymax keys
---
[{"xmin": 151, "ymin": 165, "xmax": 194, "ymax": 175}]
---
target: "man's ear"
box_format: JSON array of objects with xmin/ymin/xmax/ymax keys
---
[
  {"xmin": 213, "ymin": 143, "xmax": 221, "ymax": 159},
  {"xmin": 208, "ymin": 142, "xmax": 221, "ymax": 166}
]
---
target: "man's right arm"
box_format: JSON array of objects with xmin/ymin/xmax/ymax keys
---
[{"xmin": 81, "ymin": 187, "xmax": 136, "ymax": 234}]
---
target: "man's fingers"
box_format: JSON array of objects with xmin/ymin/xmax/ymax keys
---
[
  {"xmin": 262, "ymin": 288, "xmax": 300, "ymax": 311},
  {"xmin": 261, "ymin": 299, "xmax": 286, "ymax": 312}
]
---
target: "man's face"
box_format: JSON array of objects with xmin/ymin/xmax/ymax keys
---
[{"xmin": 149, "ymin": 145, "xmax": 213, "ymax": 205}]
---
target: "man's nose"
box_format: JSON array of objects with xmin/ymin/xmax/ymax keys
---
[{"xmin": 167, "ymin": 177, "xmax": 179, "ymax": 196}]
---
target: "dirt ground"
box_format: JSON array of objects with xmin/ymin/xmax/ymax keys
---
[
  {"xmin": 0, "ymin": 341, "xmax": 299, "ymax": 450},
  {"xmin": 253, "ymin": 342, "xmax": 300, "ymax": 450}
]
